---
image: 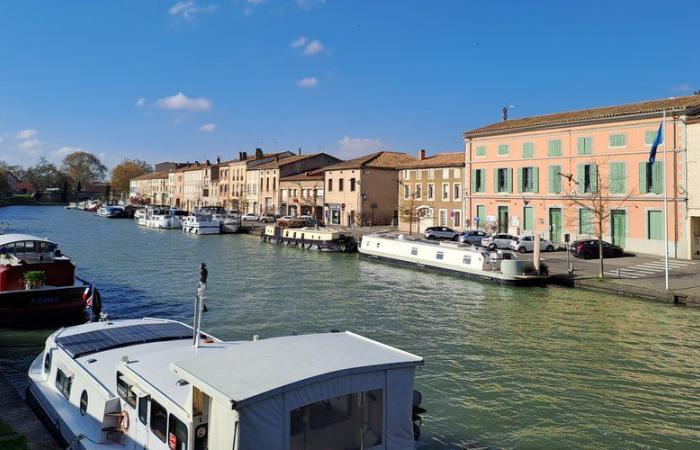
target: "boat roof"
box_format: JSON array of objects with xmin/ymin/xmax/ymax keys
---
[
  {"xmin": 0, "ymin": 233, "xmax": 55, "ymax": 246},
  {"xmin": 171, "ymin": 331, "xmax": 423, "ymax": 408}
]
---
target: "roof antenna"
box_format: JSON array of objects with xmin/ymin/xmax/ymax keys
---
[{"xmin": 502, "ymin": 104, "xmax": 515, "ymax": 121}]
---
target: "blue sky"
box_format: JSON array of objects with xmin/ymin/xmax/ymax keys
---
[{"xmin": 1, "ymin": 0, "xmax": 697, "ymax": 169}]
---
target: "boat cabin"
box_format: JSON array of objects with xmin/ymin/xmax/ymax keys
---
[
  {"xmin": 28, "ymin": 319, "xmax": 423, "ymax": 450},
  {"xmin": 0, "ymin": 234, "xmax": 74, "ymax": 291}
]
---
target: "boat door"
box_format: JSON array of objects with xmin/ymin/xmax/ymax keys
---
[{"xmin": 133, "ymin": 394, "xmax": 150, "ymax": 450}]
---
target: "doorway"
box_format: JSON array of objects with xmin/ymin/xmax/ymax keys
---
[
  {"xmin": 549, "ymin": 208, "xmax": 562, "ymax": 242},
  {"xmin": 498, "ymin": 206, "xmax": 509, "ymax": 233},
  {"xmin": 611, "ymin": 210, "xmax": 626, "ymax": 248}
]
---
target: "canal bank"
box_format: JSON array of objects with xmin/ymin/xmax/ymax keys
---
[
  {"xmin": 0, "ymin": 374, "xmax": 58, "ymax": 450},
  {"xmin": 3, "ymin": 205, "xmax": 700, "ymax": 448}
]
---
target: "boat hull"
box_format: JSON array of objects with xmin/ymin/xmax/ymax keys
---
[
  {"xmin": 358, "ymin": 252, "xmax": 546, "ymax": 286},
  {"xmin": 26, "ymin": 382, "xmax": 70, "ymax": 448},
  {"xmin": 0, "ymin": 286, "xmax": 87, "ymax": 327},
  {"xmin": 183, "ymin": 224, "xmax": 220, "ymax": 235},
  {"xmin": 261, "ymin": 234, "xmax": 357, "ymax": 252}
]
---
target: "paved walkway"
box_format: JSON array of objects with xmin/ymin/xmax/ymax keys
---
[
  {"xmin": 543, "ymin": 250, "xmax": 700, "ymax": 305},
  {"xmin": 0, "ymin": 375, "xmax": 58, "ymax": 450}
]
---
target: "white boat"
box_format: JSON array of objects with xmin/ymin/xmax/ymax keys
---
[
  {"xmin": 262, "ymin": 224, "xmax": 357, "ymax": 252},
  {"xmin": 133, "ymin": 208, "xmax": 147, "ymax": 222},
  {"xmin": 26, "ymin": 317, "xmax": 424, "ymax": 449},
  {"xmin": 65, "ymin": 202, "xmax": 80, "ymax": 210},
  {"xmin": 142, "ymin": 207, "xmax": 183, "ymax": 229},
  {"xmin": 220, "ymin": 211, "xmax": 241, "ymax": 234},
  {"xmin": 359, "ymin": 233, "xmax": 548, "ymax": 284},
  {"xmin": 95, "ymin": 206, "xmax": 125, "ymax": 218},
  {"xmin": 182, "ymin": 211, "xmax": 221, "ymax": 235}
]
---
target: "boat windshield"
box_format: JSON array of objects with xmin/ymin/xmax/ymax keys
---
[{"xmin": 0, "ymin": 240, "xmax": 56, "ymax": 255}]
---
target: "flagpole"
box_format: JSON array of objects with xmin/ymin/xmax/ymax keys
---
[{"xmin": 663, "ymin": 109, "xmax": 669, "ymax": 290}]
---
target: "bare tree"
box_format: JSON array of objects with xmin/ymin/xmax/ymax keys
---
[
  {"xmin": 562, "ymin": 160, "xmax": 633, "ymax": 278},
  {"xmin": 398, "ymin": 184, "xmax": 425, "ymax": 235}
]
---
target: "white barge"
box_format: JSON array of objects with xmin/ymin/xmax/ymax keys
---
[
  {"xmin": 262, "ymin": 225, "xmax": 357, "ymax": 252},
  {"xmin": 182, "ymin": 211, "xmax": 221, "ymax": 235},
  {"xmin": 27, "ymin": 317, "xmax": 424, "ymax": 450},
  {"xmin": 359, "ymin": 233, "xmax": 547, "ymax": 285}
]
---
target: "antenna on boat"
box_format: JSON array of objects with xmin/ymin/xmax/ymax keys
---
[{"xmin": 193, "ymin": 263, "xmax": 208, "ymax": 348}]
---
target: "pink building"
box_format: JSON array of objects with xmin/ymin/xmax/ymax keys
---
[{"xmin": 463, "ymin": 95, "xmax": 700, "ymax": 258}]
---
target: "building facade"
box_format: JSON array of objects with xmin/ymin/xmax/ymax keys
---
[
  {"xmin": 279, "ymin": 172, "xmax": 325, "ymax": 219},
  {"xmin": 322, "ymin": 151, "xmax": 415, "ymax": 227},
  {"xmin": 129, "ymin": 171, "xmax": 169, "ymax": 204},
  {"xmin": 463, "ymin": 95, "xmax": 700, "ymax": 259},
  {"xmin": 174, "ymin": 162, "xmax": 218, "ymax": 211},
  {"xmin": 249, "ymin": 153, "xmax": 341, "ymax": 215},
  {"xmin": 398, "ymin": 150, "xmax": 465, "ymax": 233},
  {"xmin": 685, "ymin": 116, "xmax": 700, "ymax": 259}
]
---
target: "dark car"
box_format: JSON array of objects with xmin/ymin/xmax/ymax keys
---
[{"xmin": 570, "ymin": 239, "xmax": 624, "ymax": 259}]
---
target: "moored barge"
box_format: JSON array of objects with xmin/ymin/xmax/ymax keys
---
[{"xmin": 262, "ymin": 224, "xmax": 357, "ymax": 252}]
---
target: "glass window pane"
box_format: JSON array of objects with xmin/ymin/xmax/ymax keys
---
[{"xmin": 150, "ymin": 400, "xmax": 167, "ymax": 442}]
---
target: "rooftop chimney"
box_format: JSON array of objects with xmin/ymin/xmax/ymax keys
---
[
  {"xmin": 238, "ymin": 152, "xmax": 242, "ymax": 161},
  {"xmin": 255, "ymin": 148, "xmax": 263, "ymax": 159},
  {"xmin": 298, "ymin": 147, "xmax": 302, "ymax": 156},
  {"xmin": 216, "ymin": 155, "xmax": 221, "ymax": 164},
  {"xmin": 418, "ymin": 149, "xmax": 426, "ymax": 160},
  {"xmin": 206, "ymin": 159, "xmax": 211, "ymax": 165},
  {"xmin": 242, "ymin": 151, "xmax": 247, "ymax": 160}
]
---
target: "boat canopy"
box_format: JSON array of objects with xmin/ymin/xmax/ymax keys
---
[
  {"xmin": 0, "ymin": 234, "xmax": 55, "ymax": 247},
  {"xmin": 171, "ymin": 331, "xmax": 423, "ymax": 449}
]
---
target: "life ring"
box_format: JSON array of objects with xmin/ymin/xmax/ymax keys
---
[{"xmin": 119, "ymin": 409, "xmax": 130, "ymax": 433}]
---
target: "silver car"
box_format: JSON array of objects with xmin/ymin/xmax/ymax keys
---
[
  {"xmin": 424, "ymin": 226, "xmax": 459, "ymax": 240},
  {"xmin": 458, "ymin": 230, "xmax": 488, "ymax": 245},
  {"xmin": 481, "ymin": 233, "xmax": 515, "ymax": 250}
]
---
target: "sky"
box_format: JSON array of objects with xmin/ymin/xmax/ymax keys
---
[{"xmin": 0, "ymin": 0, "xmax": 698, "ymax": 170}]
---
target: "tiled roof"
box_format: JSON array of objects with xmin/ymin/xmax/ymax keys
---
[
  {"xmin": 132, "ymin": 171, "xmax": 169, "ymax": 180},
  {"xmin": 280, "ymin": 172, "xmax": 324, "ymax": 182},
  {"xmin": 464, "ymin": 94, "xmax": 700, "ymax": 138},
  {"xmin": 321, "ymin": 151, "xmax": 415, "ymax": 171},
  {"xmin": 399, "ymin": 152, "xmax": 464, "ymax": 169},
  {"xmin": 253, "ymin": 153, "xmax": 323, "ymax": 170},
  {"xmin": 223, "ymin": 152, "xmax": 293, "ymax": 165},
  {"xmin": 176, "ymin": 164, "xmax": 213, "ymax": 173}
]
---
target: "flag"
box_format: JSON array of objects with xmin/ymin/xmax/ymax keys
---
[
  {"xmin": 648, "ymin": 122, "xmax": 663, "ymax": 164},
  {"xmin": 83, "ymin": 283, "xmax": 94, "ymax": 308}
]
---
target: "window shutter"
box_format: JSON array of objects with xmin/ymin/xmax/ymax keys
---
[
  {"xmin": 639, "ymin": 162, "xmax": 648, "ymax": 194},
  {"xmin": 523, "ymin": 143, "xmax": 534, "ymax": 159},
  {"xmin": 590, "ymin": 164, "xmax": 598, "ymax": 193},
  {"xmin": 517, "ymin": 167, "xmax": 523, "ymax": 193},
  {"xmin": 471, "ymin": 169, "xmax": 477, "ymax": 193},
  {"xmin": 652, "ymin": 161, "xmax": 664, "ymax": 194},
  {"xmin": 506, "ymin": 168, "xmax": 513, "ymax": 193},
  {"xmin": 533, "ymin": 167, "xmax": 539, "ymax": 193},
  {"xmin": 479, "ymin": 169, "xmax": 486, "ymax": 193},
  {"xmin": 493, "ymin": 168, "xmax": 499, "ymax": 192},
  {"xmin": 576, "ymin": 164, "xmax": 584, "ymax": 193},
  {"xmin": 548, "ymin": 139, "xmax": 562, "ymax": 157}
]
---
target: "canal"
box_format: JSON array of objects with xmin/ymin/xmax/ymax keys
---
[{"xmin": 1, "ymin": 206, "xmax": 699, "ymax": 449}]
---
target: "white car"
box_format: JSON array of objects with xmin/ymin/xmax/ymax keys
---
[
  {"xmin": 481, "ymin": 233, "xmax": 515, "ymax": 250},
  {"xmin": 510, "ymin": 235, "xmax": 556, "ymax": 253},
  {"xmin": 241, "ymin": 213, "xmax": 259, "ymax": 222}
]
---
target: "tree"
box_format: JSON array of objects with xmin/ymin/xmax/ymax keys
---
[
  {"xmin": 0, "ymin": 170, "xmax": 10, "ymax": 195},
  {"xmin": 562, "ymin": 160, "xmax": 633, "ymax": 279},
  {"xmin": 398, "ymin": 183, "xmax": 425, "ymax": 235},
  {"xmin": 0, "ymin": 161, "xmax": 26, "ymax": 180},
  {"xmin": 111, "ymin": 159, "xmax": 153, "ymax": 194},
  {"xmin": 24, "ymin": 158, "xmax": 67, "ymax": 192},
  {"xmin": 62, "ymin": 151, "xmax": 107, "ymax": 187}
]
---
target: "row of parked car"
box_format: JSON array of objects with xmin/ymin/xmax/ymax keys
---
[{"xmin": 423, "ymin": 227, "xmax": 625, "ymax": 259}]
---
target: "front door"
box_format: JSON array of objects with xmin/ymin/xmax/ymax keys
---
[
  {"xmin": 549, "ymin": 208, "xmax": 562, "ymax": 242},
  {"xmin": 498, "ymin": 206, "xmax": 509, "ymax": 233},
  {"xmin": 133, "ymin": 395, "xmax": 150, "ymax": 449},
  {"xmin": 611, "ymin": 210, "xmax": 626, "ymax": 248}
]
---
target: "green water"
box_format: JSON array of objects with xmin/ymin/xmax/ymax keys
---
[{"xmin": 1, "ymin": 206, "xmax": 699, "ymax": 449}]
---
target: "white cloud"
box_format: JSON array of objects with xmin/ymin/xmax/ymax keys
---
[
  {"xmin": 296, "ymin": 77, "xmax": 318, "ymax": 88},
  {"xmin": 18, "ymin": 138, "xmax": 44, "ymax": 150},
  {"xmin": 155, "ymin": 92, "xmax": 212, "ymax": 112},
  {"xmin": 290, "ymin": 36, "xmax": 308, "ymax": 48},
  {"xmin": 135, "ymin": 98, "xmax": 146, "ymax": 107},
  {"xmin": 52, "ymin": 146, "xmax": 80, "ymax": 159},
  {"xmin": 16, "ymin": 129, "xmax": 38, "ymax": 140},
  {"xmin": 303, "ymin": 39, "xmax": 324, "ymax": 55},
  {"xmin": 199, "ymin": 123, "xmax": 216, "ymax": 133},
  {"xmin": 296, "ymin": 0, "xmax": 326, "ymax": 10},
  {"xmin": 168, "ymin": 1, "xmax": 217, "ymax": 21},
  {"xmin": 336, "ymin": 136, "xmax": 382, "ymax": 159},
  {"xmin": 671, "ymin": 83, "xmax": 695, "ymax": 94}
]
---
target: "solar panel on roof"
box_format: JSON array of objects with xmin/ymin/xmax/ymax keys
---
[{"xmin": 56, "ymin": 322, "xmax": 193, "ymax": 358}]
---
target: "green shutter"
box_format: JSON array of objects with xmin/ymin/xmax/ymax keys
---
[
  {"xmin": 590, "ymin": 164, "xmax": 598, "ymax": 193},
  {"xmin": 609, "ymin": 162, "xmax": 625, "ymax": 194},
  {"xmin": 648, "ymin": 210, "xmax": 663, "ymax": 240},
  {"xmin": 471, "ymin": 169, "xmax": 477, "ymax": 193},
  {"xmin": 645, "ymin": 130, "xmax": 663, "ymax": 145},
  {"xmin": 476, "ymin": 146, "xmax": 486, "ymax": 156},
  {"xmin": 493, "ymin": 168, "xmax": 499, "ymax": 192},
  {"xmin": 577, "ymin": 137, "xmax": 592, "ymax": 155},
  {"xmin": 506, "ymin": 168, "xmax": 513, "ymax": 193},
  {"xmin": 548, "ymin": 139, "xmax": 562, "ymax": 157},
  {"xmin": 639, "ymin": 162, "xmax": 648, "ymax": 194},
  {"xmin": 609, "ymin": 134, "xmax": 626, "ymax": 147},
  {"xmin": 548, "ymin": 165, "xmax": 561, "ymax": 193},
  {"xmin": 517, "ymin": 167, "xmax": 523, "ymax": 193},
  {"xmin": 498, "ymin": 144, "xmax": 509, "ymax": 155},
  {"xmin": 652, "ymin": 161, "xmax": 664, "ymax": 194},
  {"xmin": 523, "ymin": 206, "xmax": 534, "ymax": 231},
  {"xmin": 533, "ymin": 167, "xmax": 539, "ymax": 193},
  {"xmin": 522, "ymin": 142, "xmax": 534, "ymax": 159},
  {"xmin": 577, "ymin": 164, "xmax": 584, "ymax": 193}
]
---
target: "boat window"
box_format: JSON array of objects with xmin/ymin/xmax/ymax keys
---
[
  {"xmin": 43, "ymin": 350, "xmax": 51, "ymax": 373},
  {"xmin": 463, "ymin": 255, "xmax": 472, "ymax": 265},
  {"xmin": 138, "ymin": 396, "xmax": 149, "ymax": 425},
  {"xmin": 290, "ymin": 389, "xmax": 383, "ymax": 450},
  {"xmin": 150, "ymin": 399, "xmax": 167, "ymax": 442},
  {"xmin": 116, "ymin": 373, "xmax": 137, "ymax": 408},
  {"xmin": 79, "ymin": 390, "xmax": 88, "ymax": 416},
  {"xmin": 168, "ymin": 414, "xmax": 189, "ymax": 450},
  {"xmin": 436, "ymin": 251, "xmax": 444, "ymax": 260},
  {"xmin": 55, "ymin": 369, "xmax": 72, "ymax": 399},
  {"xmin": 410, "ymin": 247, "xmax": 418, "ymax": 256}
]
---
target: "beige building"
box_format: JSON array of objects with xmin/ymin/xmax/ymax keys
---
[
  {"xmin": 250, "ymin": 153, "xmax": 341, "ymax": 215},
  {"xmin": 129, "ymin": 171, "xmax": 169, "ymax": 204},
  {"xmin": 686, "ymin": 115, "xmax": 700, "ymax": 258},
  {"xmin": 398, "ymin": 150, "xmax": 465, "ymax": 233},
  {"xmin": 279, "ymin": 172, "xmax": 325, "ymax": 219},
  {"xmin": 173, "ymin": 162, "xmax": 219, "ymax": 211},
  {"xmin": 321, "ymin": 151, "xmax": 415, "ymax": 226}
]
